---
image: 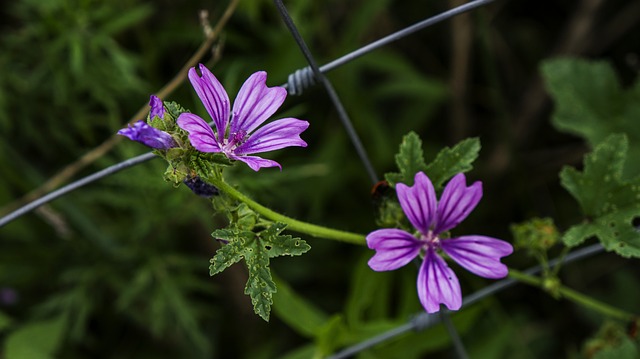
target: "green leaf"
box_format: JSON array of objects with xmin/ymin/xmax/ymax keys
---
[
  {"xmin": 208, "ymin": 223, "xmax": 310, "ymax": 321},
  {"xmin": 5, "ymin": 315, "xmax": 66, "ymax": 359},
  {"xmin": 560, "ymin": 134, "xmax": 640, "ymax": 257},
  {"xmin": 261, "ymin": 222, "xmax": 311, "ymax": 258},
  {"xmin": 385, "ymin": 131, "xmax": 427, "ymax": 186},
  {"xmin": 542, "ymin": 58, "xmax": 640, "ymax": 176},
  {"xmin": 425, "ymin": 137, "xmax": 481, "ymax": 189},
  {"xmin": 209, "ymin": 229, "xmax": 249, "ymax": 275},
  {"xmin": 385, "ymin": 132, "xmax": 481, "ymax": 189},
  {"xmin": 243, "ymin": 234, "xmax": 277, "ymax": 321}
]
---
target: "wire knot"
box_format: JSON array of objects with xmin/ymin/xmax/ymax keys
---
[{"xmin": 286, "ymin": 67, "xmax": 316, "ymax": 95}]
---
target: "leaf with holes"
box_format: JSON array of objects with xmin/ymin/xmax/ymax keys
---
[
  {"xmin": 208, "ymin": 223, "xmax": 310, "ymax": 321},
  {"xmin": 560, "ymin": 134, "xmax": 640, "ymax": 257}
]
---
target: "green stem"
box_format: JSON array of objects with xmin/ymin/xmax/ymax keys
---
[
  {"xmin": 209, "ymin": 177, "xmax": 367, "ymax": 245},
  {"xmin": 508, "ymin": 269, "xmax": 635, "ymax": 321}
]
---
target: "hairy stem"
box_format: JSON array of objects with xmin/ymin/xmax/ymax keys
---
[
  {"xmin": 210, "ymin": 177, "xmax": 367, "ymax": 245},
  {"xmin": 508, "ymin": 269, "xmax": 635, "ymax": 321}
]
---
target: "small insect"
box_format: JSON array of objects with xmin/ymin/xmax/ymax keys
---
[
  {"xmin": 371, "ymin": 180, "xmax": 391, "ymax": 202},
  {"xmin": 183, "ymin": 175, "xmax": 219, "ymax": 198}
]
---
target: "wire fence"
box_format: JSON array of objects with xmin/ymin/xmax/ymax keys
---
[{"xmin": 0, "ymin": 0, "xmax": 614, "ymax": 357}]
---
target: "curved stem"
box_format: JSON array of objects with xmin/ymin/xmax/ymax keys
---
[
  {"xmin": 508, "ymin": 269, "xmax": 635, "ymax": 321},
  {"xmin": 209, "ymin": 177, "xmax": 367, "ymax": 245}
]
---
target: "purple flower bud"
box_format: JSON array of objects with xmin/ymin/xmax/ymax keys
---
[
  {"xmin": 118, "ymin": 120, "xmax": 177, "ymax": 149},
  {"xmin": 149, "ymin": 95, "xmax": 165, "ymax": 119},
  {"xmin": 183, "ymin": 176, "xmax": 219, "ymax": 198}
]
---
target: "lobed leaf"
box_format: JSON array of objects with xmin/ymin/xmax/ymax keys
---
[
  {"xmin": 560, "ymin": 134, "xmax": 640, "ymax": 257},
  {"xmin": 542, "ymin": 58, "xmax": 640, "ymax": 177},
  {"xmin": 385, "ymin": 131, "xmax": 426, "ymax": 186},
  {"xmin": 425, "ymin": 137, "xmax": 480, "ymax": 189}
]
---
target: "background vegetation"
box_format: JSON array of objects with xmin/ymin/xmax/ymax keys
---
[{"xmin": 0, "ymin": 0, "xmax": 639, "ymax": 357}]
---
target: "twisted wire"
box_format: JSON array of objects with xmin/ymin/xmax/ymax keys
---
[
  {"xmin": 274, "ymin": 0, "xmax": 379, "ymax": 185},
  {"xmin": 283, "ymin": 0, "xmax": 495, "ymax": 95}
]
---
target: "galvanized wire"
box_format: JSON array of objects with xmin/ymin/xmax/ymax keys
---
[
  {"xmin": 0, "ymin": 153, "xmax": 157, "ymax": 228},
  {"xmin": 326, "ymin": 243, "xmax": 605, "ymax": 358}
]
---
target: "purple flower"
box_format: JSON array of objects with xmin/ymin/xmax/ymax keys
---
[
  {"xmin": 118, "ymin": 120, "xmax": 177, "ymax": 150},
  {"xmin": 366, "ymin": 172, "xmax": 513, "ymax": 313},
  {"xmin": 149, "ymin": 95, "xmax": 165, "ymax": 119},
  {"xmin": 176, "ymin": 64, "xmax": 309, "ymax": 171}
]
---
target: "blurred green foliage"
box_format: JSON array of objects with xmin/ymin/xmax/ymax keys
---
[{"xmin": 0, "ymin": 0, "xmax": 639, "ymax": 358}]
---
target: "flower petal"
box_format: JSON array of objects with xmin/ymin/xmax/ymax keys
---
[
  {"xmin": 434, "ymin": 173, "xmax": 482, "ymax": 234},
  {"xmin": 396, "ymin": 172, "xmax": 437, "ymax": 234},
  {"xmin": 440, "ymin": 235, "xmax": 513, "ymax": 279},
  {"xmin": 417, "ymin": 248, "xmax": 462, "ymax": 313},
  {"xmin": 229, "ymin": 154, "xmax": 282, "ymax": 171},
  {"xmin": 117, "ymin": 120, "xmax": 176, "ymax": 149},
  {"xmin": 366, "ymin": 228, "xmax": 421, "ymax": 271},
  {"xmin": 189, "ymin": 64, "xmax": 230, "ymax": 142},
  {"xmin": 235, "ymin": 118, "xmax": 309, "ymax": 154},
  {"xmin": 149, "ymin": 95, "xmax": 164, "ymax": 119},
  {"xmin": 176, "ymin": 113, "xmax": 221, "ymax": 152},
  {"xmin": 230, "ymin": 71, "xmax": 287, "ymax": 135}
]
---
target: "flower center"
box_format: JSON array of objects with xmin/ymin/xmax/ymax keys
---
[
  {"xmin": 420, "ymin": 230, "xmax": 441, "ymax": 250},
  {"xmin": 222, "ymin": 130, "xmax": 248, "ymax": 153}
]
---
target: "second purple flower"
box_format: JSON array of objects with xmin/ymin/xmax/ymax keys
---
[
  {"xmin": 177, "ymin": 64, "xmax": 309, "ymax": 171},
  {"xmin": 366, "ymin": 172, "xmax": 513, "ymax": 313}
]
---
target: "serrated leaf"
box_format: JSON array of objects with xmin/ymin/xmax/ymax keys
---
[
  {"xmin": 243, "ymin": 235, "xmax": 276, "ymax": 321},
  {"xmin": 208, "ymin": 223, "xmax": 309, "ymax": 321},
  {"xmin": 385, "ymin": 131, "xmax": 427, "ymax": 186},
  {"xmin": 209, "ymin": 229, "xmax": 249, "ymax": 275},
  {"xmin": 425, "ymin": 137, "xmax": 481, "ymax": 189},
  {"xmin": 542, "ymin": 58, "xmax": 640, "ymax": 176},
  {"xmin": 261, "ymin": 222, "xmax": 310, "ymax": 258},
  {"xmin": 560, "ymin": 134, "xmax": 640, "ymax": 257},
  {"xmin": 385, "ymin": 133, "xmax": 480, "ymax": 189}
]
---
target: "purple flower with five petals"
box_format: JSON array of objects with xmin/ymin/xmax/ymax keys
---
[
  {"xmin": 176, "ymin": 64, "xmax": 309, "ymax": 171},
  {"xmin": 366, "ymin": 172, "xmax": 513, "ymax": 313}
]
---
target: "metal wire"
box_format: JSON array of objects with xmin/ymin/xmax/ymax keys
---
[
  {"xmin": 0, "ymin": 152, "xmax": 156, "ymax": 228},
  {"xmin": 0, "ymin": 0, "xmax": 498, "ymax": 226},
  {"xmin": 273, "ymin": 0, "xmax": 379, "ymax": 185},
  {"xmin": 326, "ymin": 243, "xmax": 605, "ymax": 358},
  {"xmin": 283, "ymin": 0, "xmax": 496, "ymax": 95}
]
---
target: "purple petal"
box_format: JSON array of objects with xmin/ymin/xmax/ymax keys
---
[
  {"xmin": 441, "ymin": 235, "xmax": 513, "ymax": 279},
  {"xmin": 417, "ymin": 248, "xmax": 462, "ymax": 313},
  {"xmin": 117, "ymin": 120, "xmax": 176, "ymax": 149},
  {"xmin": 229, "ymin": 154, "xmax": 282, "ymax": 171},
  {"xmin": 230, "ymin": 71, "xmax": 287, "ymax": 135},
  {"xmin": 434, "ymin": 173, "xmax": 482, "ymax": 234},
  {"xmin": 189, "ymin": 64, "xmax": 230, "ymax": 143},
  {"xmin": 366, "ymin": 228, "xmax": 421, "ymax": 271},
  {"xmin": 396, "ymin": 172, "xmax": 437, "ymax": 235},
  {"xmin": 176, "ymin": 113, "xmax": 221, "ymax": 152},
  {"xmin": 149, "ymin": 95, "xmax": 165, "ymax": 119},
  {"xmin": 235, "ymin": 118, "xmax": 309, "ymax": 155}
]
